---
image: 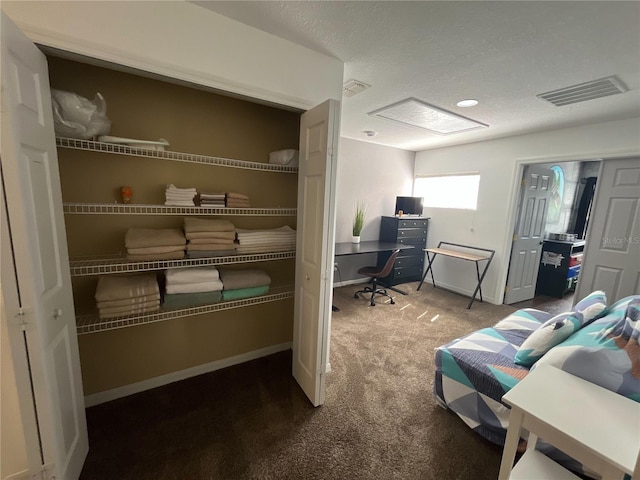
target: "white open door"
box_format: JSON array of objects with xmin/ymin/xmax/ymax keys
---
[
  {"xmin": 504, "ymin": 165, "xmax": 553, "ymax": 304},
  {"xmin": 575, "ymin": 157, "xmax": 640, "ymax": 303},
  {"xmin": 292, "ymin": 99, "xmax": 340, "ymax": 407},
  {"xmin": 1, "ymin": 12, "xmax": 88, "ymax": 480}
]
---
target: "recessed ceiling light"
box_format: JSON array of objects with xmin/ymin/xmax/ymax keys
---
[
  {"xmin": 363, "ymin": 130, "xmax": 377, "ymax": 137},
  {"xmin": 369, "ymin": 98, "xmax": 488, "ymax": 135},
  {"xmin": 457, "ymin": 99, "xmax": 479, "ymax": 108}
]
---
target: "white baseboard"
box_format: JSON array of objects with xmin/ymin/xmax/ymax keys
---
[
  {"xmin": 3, "ymin": 470, "xmax": 30, "ymax": 480},
  {"xmin": 333, "ymin": 278, "xmax": 369, "ymax": 288},
  {"xmin": 84, "ymin": 342, "xmax": 292, "ymax": 407}
]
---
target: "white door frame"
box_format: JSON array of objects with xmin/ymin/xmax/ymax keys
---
[{"xmin": 498, "ymin": 151, "xmax": 639, "ymax": 305}]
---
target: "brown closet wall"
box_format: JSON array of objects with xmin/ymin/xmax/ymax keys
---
[{"xmin": 47, "ymin": 56, "xmax": 300, "ymax": 396}]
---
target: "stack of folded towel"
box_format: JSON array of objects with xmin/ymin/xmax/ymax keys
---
[
  {"xmin": 199, "ymin": 192, "xmax": 226, "ymax": 207},
  {"xmin": 235, "ymin": 225, "xmax": 296, "ymax": 254},
  {"xmin": 183, "ymin": 217, "xmax": 237, "ymax": 258},
  {"xmin": 226, "ymin": 192, "xmax": 250, "ymax": 208},
  {"xmin": 165, "ymin": 184, "xmax": 197, "ymax": 206},
  {"xmin": 219, "ymin": 268, "xmax": 271, "ymax": 301},
  {"xmin": 95, "ymin": 273, "xmax": 160, "ymax": 319},
  {"xmin": 125, "ymin": 228, "xmax": 186, "ymax": 261},
  {"xmin": 163, "ymin": 266, "xmax": 224, "ymax": 308}
]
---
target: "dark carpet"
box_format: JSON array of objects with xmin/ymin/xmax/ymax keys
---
[{"xmin": 80, "ymin": 283, "xmax": 561, "ymax": 480}]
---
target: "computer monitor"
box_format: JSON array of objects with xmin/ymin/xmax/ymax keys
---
[{"xmin": 395, "ymin": 196, "xmax": 423, "ymax": 216}]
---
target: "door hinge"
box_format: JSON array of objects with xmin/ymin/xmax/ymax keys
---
[
  {"xmin": 42, "ymin": 462, "xmax": 57, "ymax": 480},
  {"xmin": 513, "ymin": 234, "xmax": 518, "ymax": 241},
  {"xmin": 504, "ymin": 285, "xmax": 509, "ymax": 293},
  {"xmin": 14, "ymin": 307, "xmax": 28, "ymax": 331},
  {"xmin": 521, "ymin": 178, "xmax": 526, "ymax": 187},
  {"xmin": 31, "ymin": 463, "xmax": 56, "ymax": 480},
  {"xmin": 323, "ymin": 268, "xmax": 333, "ymax": 281}
]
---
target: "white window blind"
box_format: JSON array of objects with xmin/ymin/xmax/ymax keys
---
[{"xmin": 414, "ymin": 173, "xmax": 480, "ymax": 210}]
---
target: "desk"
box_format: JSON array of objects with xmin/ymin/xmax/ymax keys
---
[
  {"xmin": 416, "ymin": 241, "xmax": 495, "ymax": 309},
  {"xmin": 333, "ymin": 241, "xmax": 414, "ymax": 308},
  {"xmin": 334, "ymin": 240, "xmax": 414, "ymax": 257}
]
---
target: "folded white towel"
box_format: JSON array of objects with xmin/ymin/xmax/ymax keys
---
[
  {"xmin": 236, "ymin": 226, "xmax": 295, "ymax": 238},
  {"xmin": 165, "ymin": 266, "xmax": 220, "ymax": 285},
  {"xmin": 165, "ymin": 200, "xmax": 195, "ymax": 206},
  {"xmin": 165, "ymin": 279, "xmax": 224, "ymax": 294},
  {"xmin": 166, "ymin": 184, "xmax": 197, "ymax": 194},
  {"xmin": 166, "ymin": 192, "xmax": 196, "ymax": 200},
  {"xmin": 236, "ymin": 245, "xmax": 296, "ymax": 253}
]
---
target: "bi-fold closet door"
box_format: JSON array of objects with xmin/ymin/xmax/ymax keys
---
[
  {"xmin": 2, "ymin": 11, "xmax": 338, "ymax": 479},
  {"xmin": 1, "ymin": 12, "xmax": 88, "ymax": 480}
]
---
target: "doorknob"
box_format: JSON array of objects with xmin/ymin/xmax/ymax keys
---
[
  {"xmin": 53, "ymin": 308, "xmax": 63, "ymax": 318},
  {"xmin": 305, "ymin": 274, "xmax": 310, "ymax": 280}
]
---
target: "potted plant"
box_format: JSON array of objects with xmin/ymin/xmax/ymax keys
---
[{"xmin": 352, "ymin": 201, "xmax": 366, "ymax": 243}]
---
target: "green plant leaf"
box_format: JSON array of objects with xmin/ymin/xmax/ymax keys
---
[{"xmin": 352, "ymin": 201, "xmax": 366, "ymax": 236}]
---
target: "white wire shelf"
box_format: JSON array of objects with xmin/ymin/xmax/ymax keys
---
[
  {"xmin": 56, "ymin": 137, "xmax": 298, "ymax": 173},
  {"xmin": 76, "ymin": 285, "xmax": 294, "ymax": 335},
  {"xmin": 63, "ymin": 202, "xmax": 297, "ymax": 216},
  {"xmin": 69, "ymin": 251, "xmax": 296, "ymax": 276}
]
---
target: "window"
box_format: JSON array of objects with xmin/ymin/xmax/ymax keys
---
[{"xmin": 414, "ymin": 173, "xmax": 480, "ymax": 210}]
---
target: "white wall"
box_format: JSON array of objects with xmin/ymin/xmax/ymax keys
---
[
  {"xmin": 414, "ymin": 117, "xmax": 640, "ymax": 304},
  {"xmin": 1, "ymin": 1, "xmax": 343, "ymax": 110},
  {"xmin": 334, "ymin": 137, "xmax": 415, "ymax": 282}
]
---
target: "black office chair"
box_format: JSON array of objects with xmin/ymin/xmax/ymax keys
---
[{"xmin": 353, "ymin": 249, "xmax": 400, "ymax": 306}]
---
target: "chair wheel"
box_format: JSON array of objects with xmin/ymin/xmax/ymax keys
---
[
  {"xmin": 354, "ymin": 293, "xmax": 359, "ymax": 298},
  {"xmin": 390, "ymin": 299, "xmax": 395, "ymax": 304}
]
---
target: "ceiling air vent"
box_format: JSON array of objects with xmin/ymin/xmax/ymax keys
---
[
  {"xmin": 538, "ymin": 76, "xmax": 627, "ymax": 107},
  {"xmin": 343, "ymin": 79, "xmax": 371, "ymax": 98}
]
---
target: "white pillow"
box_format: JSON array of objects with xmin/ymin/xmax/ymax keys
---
[
  {"xmin": 514, "ymin": 311, "xmax": 584, "ymax": 367},
  {"xmin": 572, "ymin": 290, "xmax": 607, "ymax": 324}
]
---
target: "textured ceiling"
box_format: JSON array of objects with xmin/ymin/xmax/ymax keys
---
[{"xmin": 193, "ymin": 1, "xmax": 640, "ymax": 152}]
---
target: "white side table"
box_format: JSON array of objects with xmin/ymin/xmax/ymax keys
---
[{"xmin": 498, "ymin": 365, "xmax": 640, "ymax": 480}]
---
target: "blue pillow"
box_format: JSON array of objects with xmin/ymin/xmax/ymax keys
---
[
  {"xmin": 514, "ymin": 311, "xmax": 584, "ymax": 367},
  {"xmin": 572, "ymin": 290, "xmax": 607, "ymax": 325}
]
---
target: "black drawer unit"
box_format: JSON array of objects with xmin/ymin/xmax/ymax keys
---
[
  {"xmin": 377, "ymin": 216, "xmax": 430, "ymax": 287},
  {"xmin": 536, "ymin": 239, "xmax": 586, "ymax": 298}
]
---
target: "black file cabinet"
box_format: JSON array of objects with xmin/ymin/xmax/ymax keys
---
[{"xmin": 377, "ymin": 216, "xmax": 430, "ymax": 287}]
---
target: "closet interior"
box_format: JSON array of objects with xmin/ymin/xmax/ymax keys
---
[{"xmin": 46, "ymin": 54, "xmax": 302, "ymax": 398}]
